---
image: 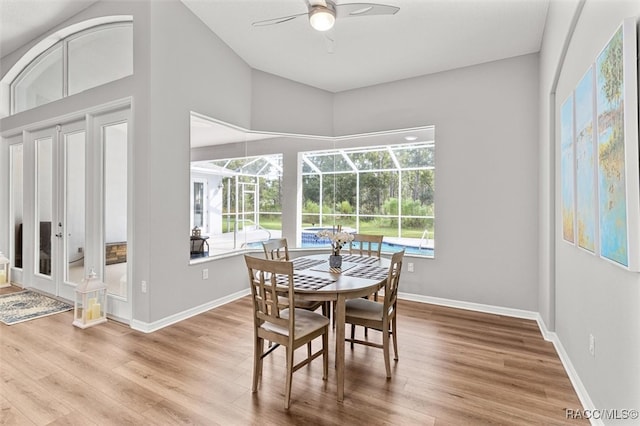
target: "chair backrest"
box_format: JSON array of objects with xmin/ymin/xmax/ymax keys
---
[
  {"xmin": 245, "ymin": 255, "xmax": 295, "ymax": 333},
  {"xmin": 349, "ymin": 233, "xmax": 383, "ymax": 258},
  {"xmin": 383, "ymin": 250, "xmax": 405, "ymax": 318},
  {"xmin": 262, "ymin": 238, "xmax": 290, "ymax": 261}
]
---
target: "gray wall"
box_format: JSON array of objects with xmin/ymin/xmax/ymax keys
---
[
  {"xmin": 333, "ymin": 55, "xmax": 540, "ymax": 310},
  {"xmin": 200, "ymin": 53, "xmax": 542, "ymax": 312},
  {"xmin": 251, "ymin": 69, "xmax": 334, "ymax": 136},
  {"xmin": 542, "ymin": 0, "xmax": 640, "ymax": 414}
]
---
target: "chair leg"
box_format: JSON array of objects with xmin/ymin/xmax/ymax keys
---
[
  {"xmin": 307, "ymin": 341, "xmax": 312, "ymax": 359},
  {"xmin": 392, "ymin": 318, "xmax": 399, "ymax": 361},
  {"xmin": 350, "ymin": 324, "xmax": 355, "ymax": 349},
  {"xmin": 252, "ymin": 336, "xmax": 264, "ymax": 392},
  {"xmin": 383, "ymin": 325, "xmax": 391, "ymax": 378},
  {"xmin": 322, "ymin": 328, "xmax": 329, "ymax": 380},
  {"xmin": 284, "ymin": 346, "xmax": 294, "ymax": 410},
  {"xmin": 332, "ymin": 302, "xmax": 336, "ymax": 329}
]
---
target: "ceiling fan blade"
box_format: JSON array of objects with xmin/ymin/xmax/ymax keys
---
[
  {"xmin": 252, "ymin": 12, "xmax": 307, "ymax": 27},
  {"xmin": 335, "ymin": 3, "xmax": 400, "ymax": 18}
]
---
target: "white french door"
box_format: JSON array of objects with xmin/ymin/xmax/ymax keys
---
[
  {"xmin": 24, "ymin": 106, "xmax": 131, "ymax": 322},
  {"xmin": 30, "ymin": 121, "xmax": 85, "ymax": 302}
]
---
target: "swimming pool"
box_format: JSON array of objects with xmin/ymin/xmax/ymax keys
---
[
  {"xmin": 300, "ymin": 227, "xmax": 433, "ymax": 256},
  {"xmin": 302, "ymin": 239, "xmax": 432, "ymax": 256}
]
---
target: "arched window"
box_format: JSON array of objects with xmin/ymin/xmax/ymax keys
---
[{"xmin": 6, "ymin": 17, "xmax": 132, "ymax": 115}]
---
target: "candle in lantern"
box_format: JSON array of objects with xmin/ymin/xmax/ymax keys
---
[
  {"xmin": 73, "ymin": 269, "xmax": 107, "ymax": 329},
  {"xmin": 85, "ymin": 298, "xmax": 96, "ymax": 321},
  {"xmin": 91, "ymin": 303, "xmax": 101, "ymax": 320}
]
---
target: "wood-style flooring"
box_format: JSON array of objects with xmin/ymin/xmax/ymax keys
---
[{"xmin": 0, "ymin": 285, "xmax": 586, "ymax": 425}]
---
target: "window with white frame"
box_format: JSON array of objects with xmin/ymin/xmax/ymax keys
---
[
  {"xmin": 10, "ymin": 21, "xmax": 132, "ymax": 115},
  {"xmin": 190, "ymin": 154, "xmax": 284, "ymax": 257},
  {"xmin": 301, "ymin": 142, "xmax": 435, "ymax": 256}
]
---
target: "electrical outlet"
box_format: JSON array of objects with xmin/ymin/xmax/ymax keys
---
[
  {"xmin": 78, "ymin": 247, "xmax": 83, "ymax": 253},
  {"xmin": 141, "ymin": 280, "xmax": 147, "ymax": 293},
  {"xmin": 202, "ymin": 269, "xmax": 209, "ymax": 280},
  {"xmin": 407, "ymin": 262, "xmax": 414, "ymax": 273},
  {"xmin": 589, "ymin": 334, "xmax": 595, "ymax": 357}
]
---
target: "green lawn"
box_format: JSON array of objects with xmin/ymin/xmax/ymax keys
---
[{"xmin": 221, "ymin": 216, "xmax": 432, "ymax": 239}]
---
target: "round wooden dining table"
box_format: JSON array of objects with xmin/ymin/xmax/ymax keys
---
[{"xmin": 290, "ymin": 253, "xmax": 390, "ymax": 402}]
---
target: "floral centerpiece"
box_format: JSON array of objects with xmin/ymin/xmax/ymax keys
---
[{"xmin": 317, "ymin": 226, "xmax": 354, "ymax": 268}]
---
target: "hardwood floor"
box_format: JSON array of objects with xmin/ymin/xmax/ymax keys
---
[{"xmin": 0, "ymin": 286, "xmax": 586, "ymax": 425}]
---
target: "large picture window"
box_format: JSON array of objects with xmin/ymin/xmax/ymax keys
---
[
  {"xmin": 301, "ymin": 142, "xmax": 435, "ymax": 256},
  {"xmin": 189, "ymin": 115, "xmax": 435, "ymax": 260}
]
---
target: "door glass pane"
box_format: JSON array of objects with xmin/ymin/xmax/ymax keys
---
[
  {"xmin": 68, "ymin": 24, "xmax": 133, "ymax": 95},
  {"xmin": 36, "ymin": 138, "xmax": 53, "ymax": 276},
  {"xmin": 193, "ymin": 181, "xmax": 204, "ymax": 228},
  {"xmin": 12, "ymin": 45, "xmax": 63, "ymax": 114},
  {"xmin": 10, "ymin": 144, "xmax": 24, "ymax": 269},
  {"xmin": 104, "ymin": 123, "xmax": 128, "ymax": 297},
  {"xmin": 65, "ymin": 132, "xmax": 85, "ymax": 284}
]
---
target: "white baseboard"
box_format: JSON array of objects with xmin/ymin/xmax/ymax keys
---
[
  {"xmin": 130, "ymin": 288, "xmax": 250, "ymax": 333},
  {"xmin": 535, "ymin": 316, "xmax": 601, "ymax": 426},
  {"xmin": 398, "ymin": 292, "xmax": 540, "ymax": 320},
  {"xmin": 398, "ymin": 291, "xmax": 599, "ymax": 425}
]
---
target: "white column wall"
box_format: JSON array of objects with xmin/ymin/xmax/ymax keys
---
[
  {"xmin": 144, "ymin": 0, "xmax": 253, "ymax": 322},
  {"xmin": 543, "ymin": 0, "xmax": 640, "ymax": 413}
]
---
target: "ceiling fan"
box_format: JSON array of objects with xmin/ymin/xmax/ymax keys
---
[{"xmin": 252, "ymin": 0, "xmax": 400, "ymax": 32}]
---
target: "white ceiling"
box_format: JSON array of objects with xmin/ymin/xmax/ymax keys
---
[
  {"xmin": 0, "ymin": 0, "xmax": 97, "ymax": 57},
  {"xmin": 0, "ymin": 0, "xmax": 550, "ymax": 146},
  {"xmin": 181, "ymin": 0, "xmax": 550, "ymax": 93}
]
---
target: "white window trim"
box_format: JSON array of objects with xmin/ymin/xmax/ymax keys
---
[{"xmin": 0, "ymin": 15, "xmax": 133, "ymax": 118}]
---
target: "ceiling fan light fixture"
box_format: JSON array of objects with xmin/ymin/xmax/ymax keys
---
[{"xmin": 309, "ymin": 6, "xmax": 336, "ymax": 31}]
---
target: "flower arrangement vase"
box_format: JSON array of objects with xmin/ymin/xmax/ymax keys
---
[{"xmin": 329, "ymin": 254, "xmax": 343, "ymax": 268}]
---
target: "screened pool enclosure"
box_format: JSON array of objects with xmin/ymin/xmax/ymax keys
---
[{"xmin": 190, "ymin": 141, "xmax": 435, "ymax": 257}]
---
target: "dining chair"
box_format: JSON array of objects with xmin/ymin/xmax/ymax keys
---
[
  {"xmin": 263, "ymin": 238, "xmax": 329, "ymax": 318},
  {"xmin": 346, "ymin": 233, "xmax": 385, "ymax": 335},
  {"xmin": 262, "ymin": 238, "xmax": 290, "ymax": 262},
  {"xmin": 245, "ymin": 255, "xmax": 329, "ymax": 409},
  {"xmin": 344, "ymin": 250, "xmax": 405, "ymax": 378},
  {"xmin": 348, "ymin": 233, "xmax": 383, "ymax": 258}
]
